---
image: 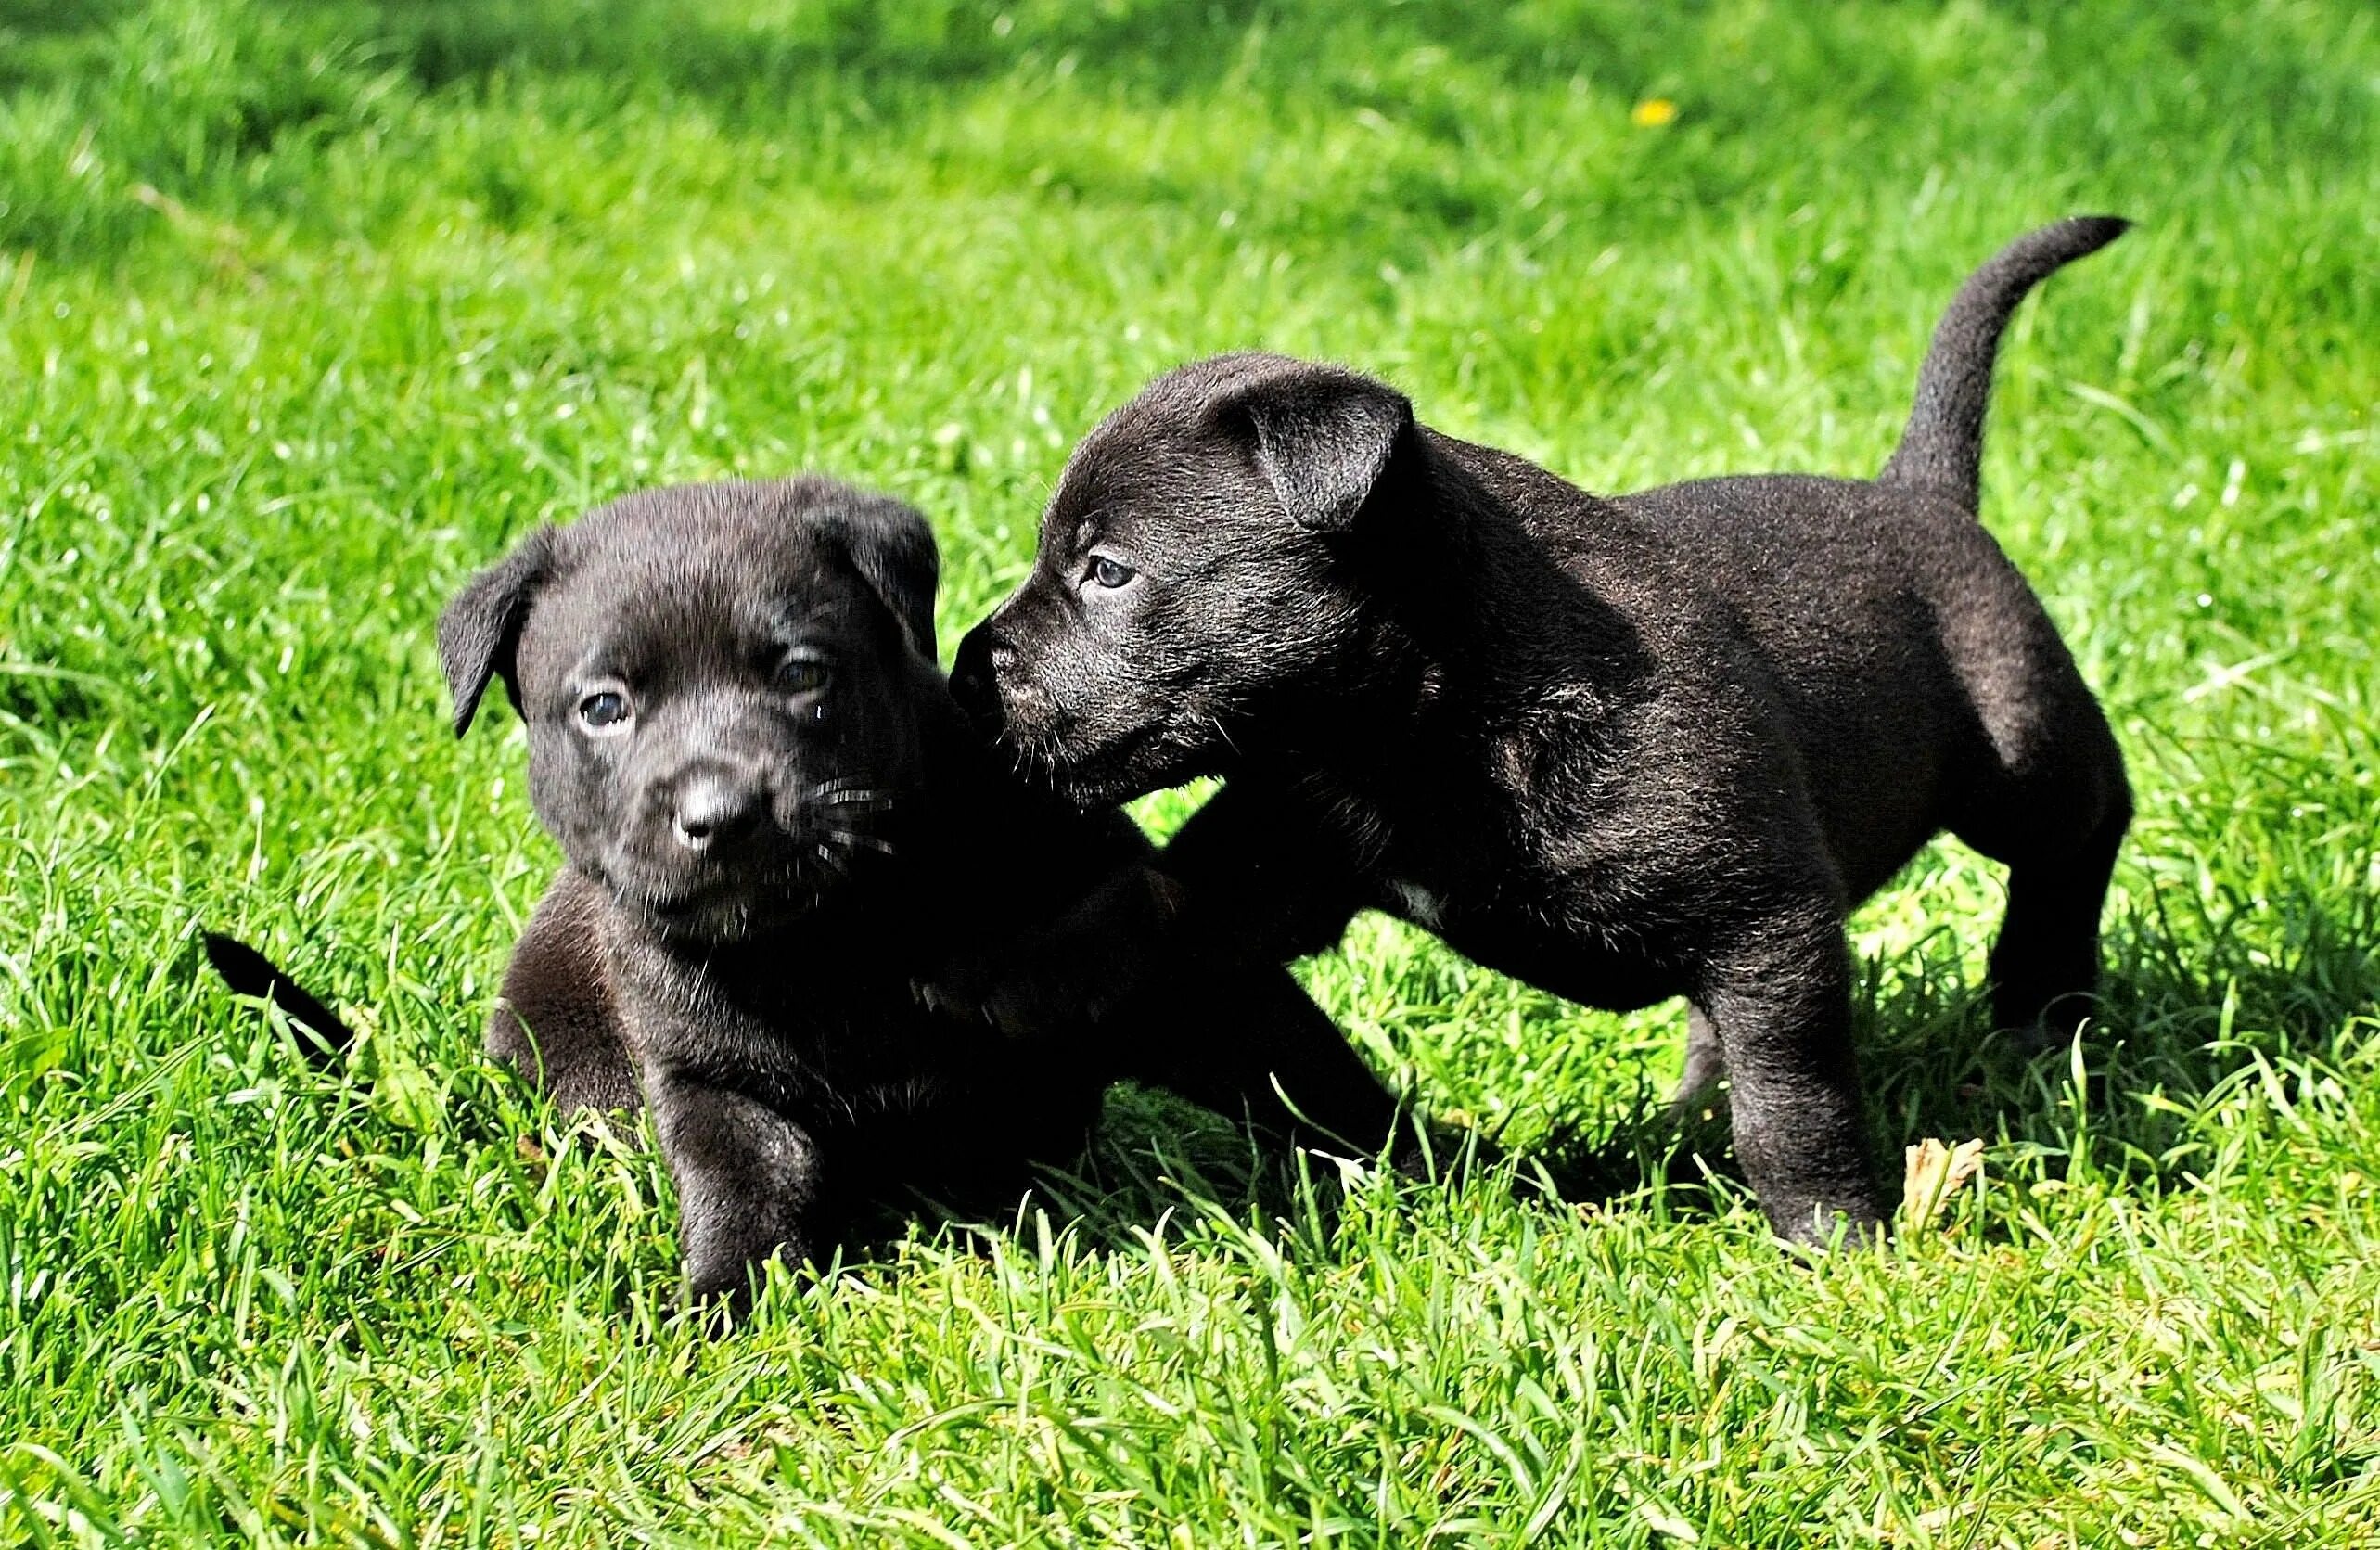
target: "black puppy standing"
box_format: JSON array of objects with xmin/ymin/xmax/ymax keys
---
[
  {"xmin": 950, "ymin": 219, "xmax": 2135, "ymax": 1244},
  {"xmin": 397, "ymin": 477, "xmax": 1406, "ymax": 1311}
]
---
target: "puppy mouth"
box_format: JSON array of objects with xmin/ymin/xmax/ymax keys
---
[
  {"xmin": 602, "ymin": 849, "xmax": 843, "ymax": 942},
  {"xmin": 953, "ymin": 629, "xmax": 1209, "ymax": 806},
  {"xmin": 995, "ymin": 714, "xmax": 1190, "ymax": 809},
  {"xmin": 600, "ymin": 778, "xmax": 905, "ymax": 940},
  {"xmin": 612, "ymin": 877, "xmax": 802, "ymax": 942}
]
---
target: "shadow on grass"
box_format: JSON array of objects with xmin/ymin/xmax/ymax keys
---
[
  {"xmin": 254, "ymin": 0, "xmax": 1665, "ymax": 112},
  {"xmin": 0, "ymin": 0, "xmax": 1739, "ymax": 270},
  {"xmin": 0, "ymin": 0, "xmax": 134, "ymax": 38},
  {"xmin": 1529, "ymin": 890, "xmax": 2380, "ymax": 1230},
  {"xmin": 964, "ymin": 885, "xmax": 2380, "ymax": 1262},
  {"xmin": 362, "ymin": 874, "xmax": 2375, "ymax": 1332}
]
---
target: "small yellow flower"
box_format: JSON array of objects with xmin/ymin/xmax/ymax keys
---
[{"xmin": 1631, "ymin": 97, "xmax": 1679, "ymax": 128}]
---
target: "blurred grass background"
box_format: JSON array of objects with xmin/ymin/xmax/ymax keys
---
[{"xmin": 2, "ymin": 0, "xmax": 2375, "ymax": 1543}]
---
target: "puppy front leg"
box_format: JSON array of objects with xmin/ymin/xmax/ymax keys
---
[
  {"xmin": 646, "ymin": 1067, "xmax": 825, "ymax": 1318},
  {"xmin": 1154, "ymin": 777, "xmax": 1374, "ymax": 962},
  {"xmin": 932, "ymin": 780, "xmax": 1367, "ymax": 1036},
  {"xmin": 1120, "ymin": 959, "xmax": 1407, "ymax": 1157},
  {"xmin": 924, "ymin": 862, "xmax": 1187, "ymax": 1035},
  {"xmin": 1692, "ymin": 912, "xmax": 1886, "ymax": 1246}
]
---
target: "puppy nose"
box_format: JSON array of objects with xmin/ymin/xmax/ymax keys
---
[
  {"xmin": 671, "ymin": 771, "xmax": 761, "ymax": 851},
  {"xmin": 950, "ymin": 627, "xmax": 1010, "ymax": 724}
]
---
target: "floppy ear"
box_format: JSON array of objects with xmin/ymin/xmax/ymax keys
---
[
  {"xmin": 822, "ymin": 495, "xmax": 940, "ymax": 660},
  {"xmin": 438, "ymin": 528, "xmax": 555, "ymax": 737},
  {"xmin": 1228, "ymin": 368, "xmax": 1414, "ymax": 532}
]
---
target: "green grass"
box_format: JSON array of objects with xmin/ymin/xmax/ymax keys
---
[{"xmin": 2, "ymin": 0, "xmax": 2376, "ymax": 1541}]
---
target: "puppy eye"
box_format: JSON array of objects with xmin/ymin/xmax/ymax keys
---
[
  {"xmin": 579, "ymin": 690, "xmax": 632, "ymax": 730},
  {"xmin": 779, "ymin": 658, "xmax": 832, "ymax": 695},
  {"xmin": 1087, "ymin": 556, "xmax": 1137, "ymax": 589}
]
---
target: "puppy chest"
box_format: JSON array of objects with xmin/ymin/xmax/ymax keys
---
[
  {"xmin": 1385, "ymin": 877, "xmax": 1450, "ymax": 929},
  {"xmin": 1377, "ymin": 876, "xmax": 1684, "ymax": 1013}
]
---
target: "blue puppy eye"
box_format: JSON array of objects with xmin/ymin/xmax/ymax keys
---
[
  {"xmin": 579, "ymin": 690, "xmax": 631, "ymax": 728},
  {"xmin": 1089, "ymin": 556, "xmax": 1136, "ymax": 589}
]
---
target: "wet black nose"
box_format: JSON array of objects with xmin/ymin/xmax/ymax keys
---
[
  {"xmin": 949, "ymin": 625, "xmax": 1009, "ymax": 729},
  {"xmin": 670, "ymin": 769, "xmax": 763, "ymax": 851}
]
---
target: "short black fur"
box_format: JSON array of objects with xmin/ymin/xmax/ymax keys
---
[
  {"xmin": 949, "ymin": 218, "xmax": 2135, "ymax": 1244},
  {"xmin": 417, "ymin": 477, "xmax": 1409, "ymax": 1313},
  {"xmin": 203, "ymin": 931, "xmax": 356, "ymax": 1064}
]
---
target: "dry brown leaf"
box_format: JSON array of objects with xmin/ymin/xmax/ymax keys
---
[{"xmin": 1901, "ymin": 1137, "xmax": 1986, "ymax": 1227}]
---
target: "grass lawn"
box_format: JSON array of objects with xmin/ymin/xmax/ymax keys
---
[{"xmin": 4, "ymin": 0, "xmax": 2376, "ymax": 1542}]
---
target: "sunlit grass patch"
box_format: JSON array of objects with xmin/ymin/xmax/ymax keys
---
[{"xmin": 3, "ymin": 0, "xmax": 2376, "ymax": 1542}]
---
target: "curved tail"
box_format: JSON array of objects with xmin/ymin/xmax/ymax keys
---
[
  {"xmin": 204, "ymin": 932, "xmax": 357, "ymax": 1065},
  {"xmin": 1879, "ymin": 215, "xmax": 2130, "ymax": 510}
]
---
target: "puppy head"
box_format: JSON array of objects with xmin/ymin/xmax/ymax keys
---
[
  {"xmin": 440, "ymin": 477, "xmax": 940, "ymax": 942},
  {"xmin": 951, "ymin": 353, "xmax": 1415, "ymax": 806}
]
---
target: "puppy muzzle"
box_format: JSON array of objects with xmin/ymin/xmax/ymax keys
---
[
  {"xmin": 948, "ymin": 623, "xmax": 1014, "ymax": 736},
  {"xmin": 669, "ymin": 767, "xmax": 764, "ymax": 852},
  {"xmin": 602, "ymin": 759, "xmax": 854, "ymax": 939}
]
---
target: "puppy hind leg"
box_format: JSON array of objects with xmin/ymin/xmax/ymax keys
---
[
  {"xmin": 1980, "ymin": 795, "xmax": 2129, "ymax": 1043},
  {"xmin": 1948, "ymin": 711, "xmax": 2130, "ymax": 1043},
  {"xmin": 1939, "ymin": 592, "xmax": 2131, "ymax": 1044},
  {"xmin": 1667, "ymin": 1006, "xmax": 1727, "ymax": 1121},
  {"xmin": 491, "ymin": 873, "xmax": 642, "ymax": 1116},
  {"xmin": 487, "ymin": 999, "xmax": 643, "ymax": 1117}
]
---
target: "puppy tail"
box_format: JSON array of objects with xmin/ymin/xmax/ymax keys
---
[
  {"xmin": 1879, "ymin": 215, "xmax": 2130, "ymax": 511},
  {"xmin": 202, "ymin": 932, "xmax": 358, "ymax": 1066}
]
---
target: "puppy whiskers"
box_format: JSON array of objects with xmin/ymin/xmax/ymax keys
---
[
  {"xmin": 826, "ymin": 826, "xmax": 898, "ymax": 857},
  {"xmin": 805, "ymin": 784, "xmax": 893, "ymax": 812}
]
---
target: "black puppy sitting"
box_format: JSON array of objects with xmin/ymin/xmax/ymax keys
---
[
  {"xmin": 384, "ymin": 477, "xmax": 1404, "ymax": 1311},
  {"xmin": 948, "ymin": 219, "xmax": 2135, "ymax": 1245}
]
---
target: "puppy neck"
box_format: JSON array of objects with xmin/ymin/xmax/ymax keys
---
[{"xmin": 1351, "ymin": 429, "xmax": 1651, "ymax": 721}]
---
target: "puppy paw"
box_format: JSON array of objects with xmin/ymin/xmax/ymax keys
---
[
  {"xmin": 1766, "ymin": 1196, "xmax": 1891, "ymax": 1253},
  {"xmin": 915, "ymin": 945, "xmax": 1123, "ymax": 1040},
  {"xmin": 910, "ymin": 971, "xmax": 985, "ymax": 1023},
  {"xmin": 912, "ymin": 949, "xmax": 1043, "ymax": 1036},
  {"xmin": 917, "ymin": 867, "xmax": 1176, "ymax": 1038}
]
